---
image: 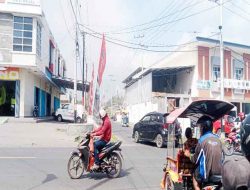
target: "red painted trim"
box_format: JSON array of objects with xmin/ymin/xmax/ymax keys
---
[
  {"xmin": 198, "ymin": 46, "xmax": 209, "ymax": 80},
  {"xmin": 224, "ymin": 50, "xmax": 231, "ymax": 78},
  {"xmin": 243, "ymin": 53, "xmax": 250, "ymax": 80}
]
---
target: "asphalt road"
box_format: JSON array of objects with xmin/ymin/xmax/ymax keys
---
[{"xmin": 0, "ymin": 122, "xmax": 168, "ymax": 190}]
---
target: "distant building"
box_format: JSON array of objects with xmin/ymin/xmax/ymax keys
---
[
  {"xmin": 0, "ymin": 0, "xmax": 66, "ymax": 117},
  {"xmin": 123, "ymin": 37, "xmax": 250, "ymax": 122}
]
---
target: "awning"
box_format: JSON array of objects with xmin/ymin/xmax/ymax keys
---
[{"xmin": 52, "ymin": 76, "xmax": 90, "ymax": 92}]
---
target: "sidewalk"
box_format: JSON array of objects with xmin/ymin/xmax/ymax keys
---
[{"xmin": 0, "ymin": 122, "xmax": 77, "ymax": 148}]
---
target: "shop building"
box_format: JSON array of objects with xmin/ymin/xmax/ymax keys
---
[{"xmin": 0, "ymin": 0, "xmax": 66, "ymax": 117}]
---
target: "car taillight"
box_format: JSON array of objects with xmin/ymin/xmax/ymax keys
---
[{"xmin": 163, "ymin": 124, "xmax": 168, "ymax": 129}]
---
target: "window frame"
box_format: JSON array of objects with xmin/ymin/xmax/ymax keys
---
[
  {"xmin": 36, "ymin": 21, "xmax": 42, "ymax": 57},
  {"xmin": 13, "ymin": 16, "xmax": 33, "ymax": 52}
]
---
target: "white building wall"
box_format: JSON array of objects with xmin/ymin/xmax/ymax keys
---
[{"xmin": 125, "ymin": 73, "xmax": 152, "ymax": 105}]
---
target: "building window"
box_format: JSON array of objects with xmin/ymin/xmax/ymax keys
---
[
  {"xmin": 13, "ymin": 16, "xmax": 33, "ymax": 52},
  {"xmin": 211, "ymin": 56, "xmax": 220, "ymax": 82},
  {"xmin": 233, "ymin": 59, "xmax": 244, "ymax": 80},
  {"xmin": 36, "ymin": 22, "xmax": 41, "ymax": 57},
  {"xmin": 213, "ymin": 66, "xmax": 220, "ymax": 82}
]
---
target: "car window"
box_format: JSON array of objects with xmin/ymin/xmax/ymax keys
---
[
  {"xmin": 142, "ymin": 116, "xmax": 150, "ymax": 122},
  {"xmin": 156, "ymin": 115, "xmax": 164, "ymax": 123},
  {"xmin": 62, "ymin": 104, "xmax": 69, "ymax": 109},
  {"xmin": 151, "ymin": 115, "xmax": 157, "ymax": 122}
]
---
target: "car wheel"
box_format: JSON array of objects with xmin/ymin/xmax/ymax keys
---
[
  {"xmin": 156, "ymin": 134, "xmax": 164, "ymax": 148},
  {"xmin": 134, "ymin": 131, "xmax": 140, "ymax": 143},
  {"xmin": 57, "ymin": 115, "xmax": 63, "ymax": 122},
  {"xmin": 216, "ymin": 128, "xmax": 222, "ymax": 136}
]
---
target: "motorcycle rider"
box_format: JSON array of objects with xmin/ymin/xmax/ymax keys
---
[
  {"xmin": 185, "ymin": 116, "xmax": 223, "ymax": 190},
  {"xmin": 91, "ymin": 108, "xmax": 112, "ymax": 170},
  {"xmin": 222, "ymin": 115, "xmax": 250, "ymax": 189}
]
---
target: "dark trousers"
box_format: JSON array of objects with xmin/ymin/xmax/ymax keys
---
[{"xmin": 94, "ymin": 139, "xmax": 107, "ymax": 165}]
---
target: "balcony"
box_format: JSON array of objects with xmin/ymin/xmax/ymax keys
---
[{"xmin": 224, "ymin": 79, "xmax": 250, "ymax": 90}]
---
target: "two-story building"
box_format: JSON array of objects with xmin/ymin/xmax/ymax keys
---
[
  {"xmin": 0, "ymin": 0, "xmax": 66, "ymax": 117},
  {"xmin": 123, "ymin": 37, "xmax": 250, "ymax": 123}
]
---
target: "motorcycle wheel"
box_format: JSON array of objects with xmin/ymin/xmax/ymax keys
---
[
  {"xmin": 67, "ymin": 154, "xmax": 84, "ymax": 179},
  {"xmin": 106, "ymin": 152, "xmax": 122, "ymax": 178},
  {"xmin": 33, "ymin": 110, "xmax": 38, "ymax": 117},
  {"xmin": 223, "ymin": 141, "xmax": 234, "ymax": 156}
]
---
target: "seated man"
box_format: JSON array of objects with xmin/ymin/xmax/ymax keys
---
[
  {"xmin": 184, "ymin": 127, "xmax": 198, "ymax": 153},
  {"xmin": 91, "ymin": 108, "xmax": 112, "ymax": 170},
  {"xmin": 185, "ymin": 116, "xmax": 223, "ymax": 190}
]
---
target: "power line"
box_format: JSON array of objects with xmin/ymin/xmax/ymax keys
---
[
  {"xmin": 78, "ymin": 23, "xmax": 219, "ymax": 48},
  {"xmin": 224, "ymin": 5, "xmax": 250, "ymax": 23},
  {"xmin": 103, "ymin": 4, "xmax": 221, "ymax": 35},
  {"xmin": 86, "ymin": 31, "xmax": 219, "ymax": 53},
  {"xmin": 105, "ymin": 0, "xmax": 205, "ymax": 34}
]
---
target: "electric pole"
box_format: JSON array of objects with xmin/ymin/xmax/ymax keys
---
[
  {"xmin": 219, "ymin": 0, "xmax": 224, "ymax": 101},
  {"xmin": 82, "ymin": 32, "xmax": 85, "ymax": 119}
]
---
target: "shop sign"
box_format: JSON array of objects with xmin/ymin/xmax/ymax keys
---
[
  {"xmin": 197, "ymin": 80, "xmax": 211, "ymax": 90},
  {"xmin": 0, "ymin": 68, "xmax": 19, "ymax": 80}
]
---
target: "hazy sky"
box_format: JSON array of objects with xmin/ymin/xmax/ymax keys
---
[{"xmin": 41, "ymin": 0, "xmax": 250, "ymax": 101}]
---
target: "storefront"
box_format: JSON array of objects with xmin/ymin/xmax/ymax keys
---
[{"xmin": 0, "ymin": 67, "xmax": 20, "ymax": 117}]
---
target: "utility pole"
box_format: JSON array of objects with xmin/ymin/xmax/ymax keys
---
[
  {"xmin": 219, "ymin": 0, "xmax": 224, "ymax": 101},
  {"xmin": 219, "ymin": 0, "xmax": 225, "ymax": 137},
  {"xmin": 82, "ymin": 32, "xmax": 85, "ymax": 117},
  {"xmin": 74, "ymin": 28, "xmax": 79, "ymax": 123}
]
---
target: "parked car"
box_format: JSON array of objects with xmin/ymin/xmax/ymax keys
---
[
  {"xmin": 55, "ymin": 104, "xmax": 86, "ymax": 123},
  {"xmin": 132, "ymin": 112, "xmax": 181, "ymax": 148},
  {"xmin": 213, "ymin": 115, "xmax": 234, "ymax": 135}
]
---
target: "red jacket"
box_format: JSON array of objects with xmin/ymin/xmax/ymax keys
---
[{"xmin": 93, "ymin": 116, "xmax": 112, "ymax": 142}]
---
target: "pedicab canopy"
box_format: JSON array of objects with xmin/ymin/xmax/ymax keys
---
[{"xmin": 166, "ymin": 99, "xmax": 235, "ymax": 124}]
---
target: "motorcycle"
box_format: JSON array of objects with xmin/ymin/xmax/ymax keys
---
[
  {"xmin": 67, "ymin": 132, "xmax": 123, "ymax": 179},
  {"xmin": 223, "ymin": 127, "xmax": 241, "ymax": 156},
  {"xmin": 33, "ymin": 105, "xmax": 39, "ymax": 117}
]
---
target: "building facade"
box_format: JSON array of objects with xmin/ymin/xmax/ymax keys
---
[
  {"xmin": 124, "ymin": 37, "xmax": 250, "ymax": 123},
  {"xmin": 0, "ymin": 0, "xmax": 66, "ymax": 117}
]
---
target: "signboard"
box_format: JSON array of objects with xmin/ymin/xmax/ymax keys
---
[
  {"xmin": 197, "ymin": 80, "xmax": 211, "ymax": 90},
  {"xmin": 0, "ymin": 68, "xmax": 19, "ymax": 80},
  {"xmin": 6, "ymin": 0, "xmax": 40, "ymax": 5}
]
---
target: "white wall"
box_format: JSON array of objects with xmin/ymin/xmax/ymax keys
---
[{"xmin": 125, "ymin": 73, "xmax": 152, "ymax": 105}]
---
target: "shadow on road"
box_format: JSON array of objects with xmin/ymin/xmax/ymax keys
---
[
  {"xmin": 81, "ymin": 167, "xmax": 134, "ymax": 190},
  {"xmin": 27, "ymin": 173, "xmax": 58, "ymax": 190}
]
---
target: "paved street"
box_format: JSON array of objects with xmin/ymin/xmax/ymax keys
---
[{"xmin": 0, "ymin": 122, "xmax": 167, "ymax": 190}]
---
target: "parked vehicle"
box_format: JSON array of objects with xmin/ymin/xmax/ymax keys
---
[
  {"xmin": 33, "ymin": 105, "xmax": 39, "ymax": 117},
  {"xmin": 213, "ymin": 115, "xmax": 234, "ymax": 136},
  {"xmin": 67, "ymin": 132, "xmax": 123, "ymax": 179},
  {"xmin": 55, "ymin": 104, "xmax": 86, "ymax": 123},
  {"xmin": 161, "ymin": 99, "xmax": 234, "ymax": 190},
  {"xmin": 223, "ymin": 127, "xmax": 241, "ymax": 156},
  {"xmin": 132, "ymin": 112, "xmax": 173, "ymax": 148}
]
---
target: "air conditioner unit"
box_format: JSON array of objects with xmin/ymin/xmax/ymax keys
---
[{"xmin": 234, "ymin": 89, "xmax": 245, "ymax": 94}]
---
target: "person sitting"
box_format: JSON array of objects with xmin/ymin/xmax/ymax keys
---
[
  {"xmin": 185, "ymin": 116, "xmax": 223, "ymax": 190},
  {"xmin": 91, "ymin": 108, "xmax": 112, "ymax": 170},
  {"xmin": 184, "ymin": 127, "xmax": 198, "ymax": 153}
]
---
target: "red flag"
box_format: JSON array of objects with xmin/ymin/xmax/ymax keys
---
[
  {"xmin": 97, "ymin": 35, "xmax": 106, "ymax": 86},
  {"xmin": 88, "ymin": 64, "xmax": 95, "ymax": 115}
]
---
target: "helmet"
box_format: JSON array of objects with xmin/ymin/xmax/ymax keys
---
[
  {"xmin": 240, "ymin": 116, "xmax": 250, "ymax": 156},
  {"xmin": 99, "ymin": 108, "xmax": 107, "ymax": 119},
  {"xmin": 197, "ymin": 116, "xmax": 213, "ymax": 135}
]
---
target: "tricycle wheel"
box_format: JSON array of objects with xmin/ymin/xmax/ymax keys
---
[{"xmin": 166, "ymin": 174, "xmax": 174, "ymax": 190}]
